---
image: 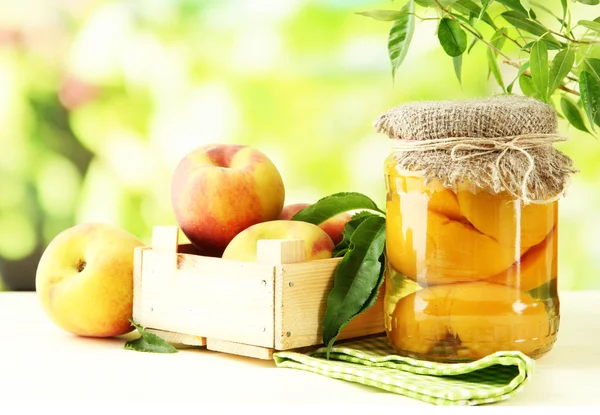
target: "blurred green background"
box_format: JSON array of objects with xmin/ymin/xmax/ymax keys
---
[{"xmin": 0, "ymin": 0, "xmax": 598, "ymax": 291}]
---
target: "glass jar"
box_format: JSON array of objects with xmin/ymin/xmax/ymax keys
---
[{"xmin": 383, "ymin": 156, "xmax": 560, "ymax": 362}]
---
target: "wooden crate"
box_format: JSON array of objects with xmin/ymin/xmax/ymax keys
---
[{"xmin": 132, "ymin": 226, "xmax": 385, "ymax": 359}]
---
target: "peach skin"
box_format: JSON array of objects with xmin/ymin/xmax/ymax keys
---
[
  {"xmin": 171, "ymin": 144, "xmax": 285, "ymax": 256},
  {"xmin": 279, "ymin": 203, "xmax": 352, "ymax": 245}
]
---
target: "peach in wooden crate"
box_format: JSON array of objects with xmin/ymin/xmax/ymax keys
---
[{"xmin": 133, "ymin": 226, "xmax": 385, "ymax": 359}]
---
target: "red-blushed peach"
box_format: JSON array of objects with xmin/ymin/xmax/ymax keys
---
[
  {"xmin": 170, "ymin": 144, "xmax": 285, "ymax": 256},
  {"xmin": 35, "ymin": 223, "xmax": 144, "ymax": 337},
  {"xmin": 221, "ymin": 220, "xmax": 334, "ymax": 262},
  {"xmin": 278, "ymin": 203, "xmax": 353, "ymax": 245}
]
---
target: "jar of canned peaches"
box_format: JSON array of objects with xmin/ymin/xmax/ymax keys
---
[{"xmin": 375, "ymin": 96, "xmax": 577, "ymax": 362}]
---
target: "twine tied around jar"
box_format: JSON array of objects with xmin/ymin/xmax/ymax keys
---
[
  {"xmin": 374, "ymin": 96, "xmax": 579, "ymax": 205},
  {"xmin": 390, "ymin": 133, "xmax": 570, "ymax": 204}
]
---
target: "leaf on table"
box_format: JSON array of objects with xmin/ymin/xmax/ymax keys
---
[
  {"xmin": 388, "ymin": 0, "xmax": 416, "ymax": 80},
  {"xmin": 291, "ymin": 192, "xmax": 384, "ymax": 226},
  {"xmin": 437, "ymin": 18, "xmax": 467, "ymax": 57},
  {"xmin": 530, "ymin": 41, "xmax": 549, "ymax": 102},
  {"xmin": 548, "ymin": 48, "xmax": 575, "ymax": 96},
  {"xmin": 124, "ymin": 320, "xmax": 178, "ymax": 354},
  {"xmin": 579, "ymin": 71, "xmax": 600, "ymax": 130},
  {"xmin": 560, "ymin": 97, "xmax": 591, "ymax": 134},
  {"xmin": 322, "ymin": 215, "xmax": 387, "ymax": 358},
  {"xmin": 357, "ymin": 10, "xmax": 408, "ymax": 21}
]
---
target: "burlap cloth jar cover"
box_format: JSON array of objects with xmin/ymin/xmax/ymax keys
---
[{"xmin": 375, "ymin": 95, "xmax": 577, "ymax": 203}]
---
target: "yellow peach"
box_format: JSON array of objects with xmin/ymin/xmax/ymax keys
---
[
  {"xmin": 456, "ymin": 188, "xmax": 557, "ymax": 249},
  {"xmin": 222, "ymin": 220, "xmax": 334, "ymax": 262},
  {"xmin": 389, "ymin": 282, "xmax": 550, "ymax": 360},
  {"xmin": 487, "ymin": 226, "xmax": 557, "ymax": 292},
  {"xmin": 386, "ymin": 197, "xmax": 518, "ymax": 285}
]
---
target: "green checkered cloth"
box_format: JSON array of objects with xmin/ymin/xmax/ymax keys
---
[{"xmin": 273, "ymin": 336, "xmax": 534, "ymax": 406}]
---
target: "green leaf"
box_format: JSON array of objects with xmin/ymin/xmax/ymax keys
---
[
  {"xmin": 519, "ymin": 73, "xmax": 541, "ymax": 99},
  {"xmin": 560, "ymin": 0, "xmax": 568, "ymax": 24},
  {"xmin": 453, "ymin": 54, "xmax": 463, "ymax": 85},
  {"xmin": 530, "ymin": 40, "xmax": 549, "ymax": 102},
  {"xmin": 357, "ymin": 10, "xmax": 408, "ymax": 21},
  {"xmin": 125, "ymin": 320, "xmax": 178, "ymax": 354},
  {"xmin": 388, "ymin": 1, "xmax": 416, "ymax": 80},
  {"xmin": 437, "ymin": 18, "xmax": 467, "ymax": 57},
  {"xmin": 322, "ymin": 215, "xmax": 387, "ymax": 357},
  {"xmin": 575, "ymin": 0, "xmax": 600, "ymax": 5},
  {"xmin": 454, "ymin": 0, "xmax": 497, "ymax": 29},
  {"xmin": 501, "ymin": 11, "xmax": 560, "ymax": 45},
  {"xmin": 520, "ymin": 39, "xmax": 563, "ymax": 51},
  {"xmin": 291, "ymin": 192, "xmax": 384, "ymax": 225},
  {"xmin": 497, "ymin": 0, "xmax": 536, "ymax": 17},
  {"xmin": 579, "ymin": 71, "xmax": 600, "ymax": 131},
  {"xmin": 332, "ymin": 212, "xmax": 379, "ymax": 257},
  {"xmin": 490, "ymin": 27, "xmax": 508, "ymax": 54},
  {"xmin": 520, "ymin": 0, "xmax": 531, "ymax": 13},
  {"xmin": 548, "ymin": 48, "xmax": 575, "ymax": 96},
  {"xmin": 560, "ymin": 96, "xmax": 591, "ymax": 134},
  {"xmin": 583, "ymin": 58, "xmax": 600, "ymax": 82},
  {"xmin": 480, "ymin": 0, "xmax": 494, "ymax": 19},
  {"xmin": 578, "ymin": 20, "xmax": 600, "ymax": 33},
  {"xmin": 487, "ymin": 48, "xmax": 506, "ymax": 92},
  {"xmin": 414, "ymin": 0, "xmax": 459, "ymax": 6},
  {"xmin": 507, "ymin": 61, "xmax": 530, "ymax": 93}
]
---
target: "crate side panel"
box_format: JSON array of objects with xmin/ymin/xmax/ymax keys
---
[
  {"xmin": 137, "ymin": 250, "xmax": 276, "ymax": 348},
  {"xmin": 275, "ymin": 258, "xmax": 384, "ymax": 350}
]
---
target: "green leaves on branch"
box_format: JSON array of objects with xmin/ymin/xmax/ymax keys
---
[
  {"xmin": 548, "ymin": 48, "xmax": 575, "ymax": 96},
  {"xmin": 388, "ymin": 1, "xmax": 415, "ymax": 79},
  {"xmin": 561, "ymin": 97, "xmax": 591, "ymax": 134},
  {"xmin": 579, "ymin": 72, "xmax": 600, "ymax": 131},
  {"xmin": 438, "ymin": 18, "xmax": 467, "ymax": 57},
  {"xmin": 124, "ymin": 320, "xmax": 178, "ymax": 353},
  {"xmin": 529, "ymin": 41, "xmax": 549, "ymax": 102},
  {"xmin": 356, "ymin": 10, "xmax": 408, "ymax": 21},
  {"xmin": 357, "ymin": 0, "xmax": 600, "ymax": 136}
]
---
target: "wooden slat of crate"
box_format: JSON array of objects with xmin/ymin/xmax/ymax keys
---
[
  {"xmin": 134, "ymin": 249, "xmax": 277, "ymax": 348},
  {"xmin": 274, "ymin": 259, "xmax": 385, "ymax": 350}
]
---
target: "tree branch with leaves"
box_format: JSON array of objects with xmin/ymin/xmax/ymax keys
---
[{"xmin": 358, "ymin": 0, "xmax": 600, "ymax": 135}]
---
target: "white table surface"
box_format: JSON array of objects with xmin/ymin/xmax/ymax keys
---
[{"xmin": 1, "ymin": 291, "xmax": 599, "ymax": 410}]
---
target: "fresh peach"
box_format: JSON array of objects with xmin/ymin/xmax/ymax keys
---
[
  {"xmin": 35, "ymin": 223, "xmax": 144, "ymax": 337},
  {"xmin": 170, "ymin": 144, "xmax": 285, "ymax": 256},
  {"xmin": 279, "ymin": 203, "xmax": 352, "ymax": 245},
  {"xmin": 222, "ymin": 220, "xmax": 334, "ymax": 262}
]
